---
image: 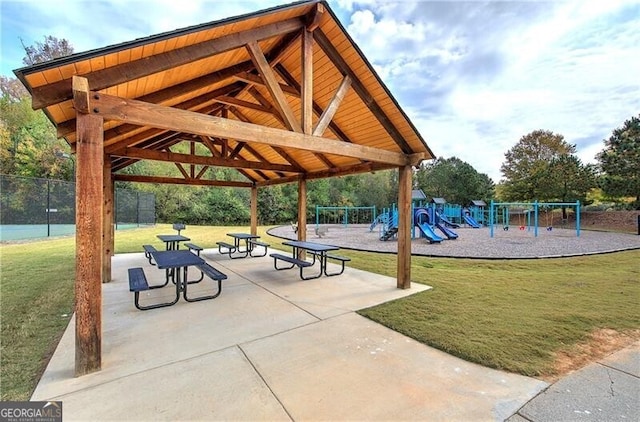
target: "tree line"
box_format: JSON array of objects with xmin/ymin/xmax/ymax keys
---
[{"xmin": 1, "ymin": 36, "xmax": 638, "ymax": 227}]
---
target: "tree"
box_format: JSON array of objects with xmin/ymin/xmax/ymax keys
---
[
  {"xmin": 543, "ymin": 155, "xmax": 597, "ymax": 218},
  {"xmin": 596, "ymin": 115, "xmax": 640, "ymax": 209},
  {"xmin": 415, "ymin": 157, "xmax": 495, "ymax": 205},
  {"xmin": 500, "ymin": 130, "xmax": 576, "ymax": 201},
  {"xmin": 1, "ymin": 36, "xmax": 75, "ymax": 180},
  {"xmin": 21, "ymin": 36, "xmax": 74, "ymax": 66}
]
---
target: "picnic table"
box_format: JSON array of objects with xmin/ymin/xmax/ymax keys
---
[
  {"xmin": 156, "ymin": 234, "xmax": 190, "ymax": 251},
  {"xmin": 217, "ymin": 233, "xmax": 269, "ymax": 258},
  {"xmin": 128, "ymin": 250, "xmax": 227, "ymax": 310},
  {"xmin": 269, "ymin": 240, "xmax": 350, "ymax": 280}
]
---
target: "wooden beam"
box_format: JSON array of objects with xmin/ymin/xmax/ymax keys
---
[
  {"xmin": 57, "ymin": 64, "xmax": 250, "ymax": 139},
  {"xmin": 301, "ymin": 29, "xmax": 313, "ymax": 135},
  {"xmin": 215, "ymin": 96, "xmax": 273, "ymax": 113},
  {"xmin": 86, "ymin": 85, "xmax": 238, "ymax": 149},
  {"xmin": 195, "ymin": 165, "xmax": 209, "ymax": 180},
  {"xmin": 234, "ymin": 72, "xmax": 298, "ymax": 95},
  {"xmin": 313, "ymin": 75, "xmax": 351, "ymax": 137},
  {"xmin": 274, "ymin": 64, "xmax": 354, "ymax": 144},
  {"xmin": 92, "ymin": 92, "xmax": 409, "ymax": 165},
  {"xmin": 305, "ymin": 3, "xmax": 325, "ymax": 32},
  {"xmin": 228, "ymin": 105, "xmax": 304, "ymax": 173},
  {"xmin": 250, "ymin": 186, "xmax": 258, "ymax": 236},
  {"xmin": 174, "ymin": 162, "xmax": 190, "ymax": 179},
  {"xmin": 297, "ymin": 178, "xmax": 307, "ymax": 244},
  {"xmin": 114, "ymin": 174, "xmax": 253, "ymax": 187},
  {"xmin": 313, "ymin": 29, "xmax": 414, "ymax": 154},
  {"xmin": 397, "ymin": 165, "xmax": 412, "ymax": 289},
  {"xmin": 73, "ymin": 76, "xmax": 103, "ymax": 376},
  {"xmin": 32, "ymin": 18, "xmax": 305, "ymax": 110},
  {"xmin": 257, "ymin": 161, "xmax": 396, "ymax": 186},
  {"xmin": 246, "ymin": 41, "xmax": 303, "ymax": 133},
  {"xmin": 115, "ymin": 146, "xmax": 300, "ymax": 173}
]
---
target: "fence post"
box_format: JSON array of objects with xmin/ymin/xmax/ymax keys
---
[{"xmin": 47, "ymin": 179, "xmax": 51, "ymax": 237}]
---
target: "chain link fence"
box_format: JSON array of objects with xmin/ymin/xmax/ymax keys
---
[{"xmin": 0, "ymin": 174, "xmax": 155, "ymax": 241}]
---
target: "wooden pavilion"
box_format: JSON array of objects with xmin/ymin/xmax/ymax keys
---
[{"xmin": 14, "ymin": 0, "xmax": 435, "ymax": 376}]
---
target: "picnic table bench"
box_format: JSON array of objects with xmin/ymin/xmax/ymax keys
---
[
  {"xmin": 247, "ymin": 239, "xmax": 270, "ymax": 257},
  {"xmin": 143, "ymin": 244, "xmax": 157, "ymax": 265},
  {"xmin": 270, "ymin": 240, "xmax": 346, "ymax": 280},
  {"xmin": 128, "ymin": 267, "xmax": 178, "ymax": 310},
  {"xmin": 184, "ymin": 242, "xmax": 203, "ymax": 255}
]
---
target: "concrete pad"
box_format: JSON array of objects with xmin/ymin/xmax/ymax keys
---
[
  {"xmin": 598, "ymin": 340, "xmax": 640, "ymax": 377},
  {"xmin": 518, "ymin": 363, "xmax": 639, "ymax": 421},
  {"xmin": 33, "ymin": 251, "xmax": 545, "ymax": 421},
  {"xmin": 33, "ymin": 253, "xmax": 320, "ymax": 400},
  {"xmin": 241, "ymin": 313, "xmax": 548, "ymax": 421},
  {"xmin": 52, "ymin": 346, "xmax": 290, "ymax": 421},
  {"xmin": 208, "ymin": 251, "xmax": 432, "ymax": 319}
]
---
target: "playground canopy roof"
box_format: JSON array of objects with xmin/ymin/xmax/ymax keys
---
[
  {"xmin": 412, "ymin": 189, "xmax": 427, "ymax": 200},
  {"xmin": 431, "ymin": 198, "xmax": 447, "ymax": 205},
  {"xmin": 13, "ymin": 0, "xmax": 435, "ymax": 187},
  {"xmin": 471, "ymin": 200, "xmax": 486, "ymax": 207}
]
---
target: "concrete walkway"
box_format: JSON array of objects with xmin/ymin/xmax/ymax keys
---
[
  {"xmin": 508, "ymin": 341, "xmax": 640, "ymax": 421},
  {"xmin": 32, "ymin": 249, "xmax": 548, "ymax": 421}
]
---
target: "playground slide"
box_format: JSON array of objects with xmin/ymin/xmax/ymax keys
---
[
  {"xmin": 436, "ymin": 212, "xmax": 460, "ymax": 229},
  {"xmin": 463, "ymin": 214, "xmax": 481, "ymax": 228},
  {"xmin": 417, "ymin": 223, "xmax": 443, "ymax": 243},
  {"xmin": 435, "ymin": 223, "xmax": 458, "ymax": 240}
]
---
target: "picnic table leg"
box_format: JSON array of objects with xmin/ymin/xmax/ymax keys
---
[{"xmin": 299, "ymin": 250, "xmax": 323, "ymax": 280}]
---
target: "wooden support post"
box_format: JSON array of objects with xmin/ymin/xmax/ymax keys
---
[
  {"xmin": 102, "ymin": 157, "xmax": 113, "ymax": 283},
  {"xmin": 73, "ymin": 76, "xmax": 104, "ymax": 375},
  {"xmin": 297, "ymin": 178, "xmax": 307, "ymax": 259},
  {"xmin": 301, "ymin": 29, "xmax": 313, "ymax": 135},
  {"xmin": 397, "ymin": 165, "xmax": 412, "ymax": 289},
  {"xmin": 250, "ymin": 185, "xmax": 258, "ymax": 236}
]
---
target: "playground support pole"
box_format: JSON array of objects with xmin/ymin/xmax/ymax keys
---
[
  {"xmin": 534, "ymin": 201, "xmax": 538, "ymax": 237},
  {"xmin": 489, "ymin": 200, "xmax": 495, "ymax": 238},
  {"xmin": 576, "ymin": 200, "xmax": 580, "ymax": 237}
]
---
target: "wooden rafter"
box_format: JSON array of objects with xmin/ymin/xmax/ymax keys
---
[
  {"xmin": 313, "ymin": 75, "xmax": 351, "ymax": 137},
  {"xmin": 233, "ymin": 71, "xmax": 298, "ymax": 95},
  {"xmin": 113, "ymin": 147, "xmax": 300, "ymax": 173},
  {"xmin": 313, "ymin": 29, "xmax": 414, "ymax": 154},
  {"xmin": 114, "ymin": 174, "xmax": 253, "ymax": 187},
  {"xmin": 246, "ymin": 41, "xmax": 303, "ymax": 133},
  {"xmin": 274, "ymin": 64, "xmax": 354, "ymax": 144}
]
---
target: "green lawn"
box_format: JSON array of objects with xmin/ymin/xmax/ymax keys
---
[{"xmin": 1, "ymin": 224, "xmax": 638, "ymax": 400}]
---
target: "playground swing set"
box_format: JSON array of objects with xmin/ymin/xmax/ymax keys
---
[{"xmin": 489, "ymin": 200, "xmax": 581, "ymax": 238}]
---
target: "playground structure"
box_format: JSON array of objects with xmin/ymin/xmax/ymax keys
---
[
  {"xmin": 373, "ymin": 204, "xmax": 460, "ymax": 244},
  {"xmin": 489, "ymin": 201, "xmax": 581, "ymax": 238}
]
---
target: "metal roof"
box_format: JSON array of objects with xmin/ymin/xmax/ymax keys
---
[{"xmin": 14, "ymin": 0, "xmax": 434, "ymax": 187}]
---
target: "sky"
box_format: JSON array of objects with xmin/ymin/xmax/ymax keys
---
[{"xmin": 1, "ymin": 0, "xmax": 639, "ymax": 182}]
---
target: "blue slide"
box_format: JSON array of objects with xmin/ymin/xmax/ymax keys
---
[
  {"xmin": 417, "ymin": 223, "xmax": 443, "ymax": 243},
  {"xmin": 436, "ymin": 223, "xmax": 458, "ymax": 239},
  {"xmin": 463, "ymin": 214, "xmax": 481, "ymax": 228},
  {"xmin": 437, "ymin": 212, "xmax": 460, "ymax": 229}
]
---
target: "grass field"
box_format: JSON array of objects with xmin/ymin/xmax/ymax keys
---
[{"xmin": 1, "ymin": 224, "xmax": 638, "ymax": 400}]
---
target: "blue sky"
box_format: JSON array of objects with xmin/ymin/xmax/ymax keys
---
[{"xmin": 2, "ymin": 0, "xmax": 639, "ymax": 182}]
